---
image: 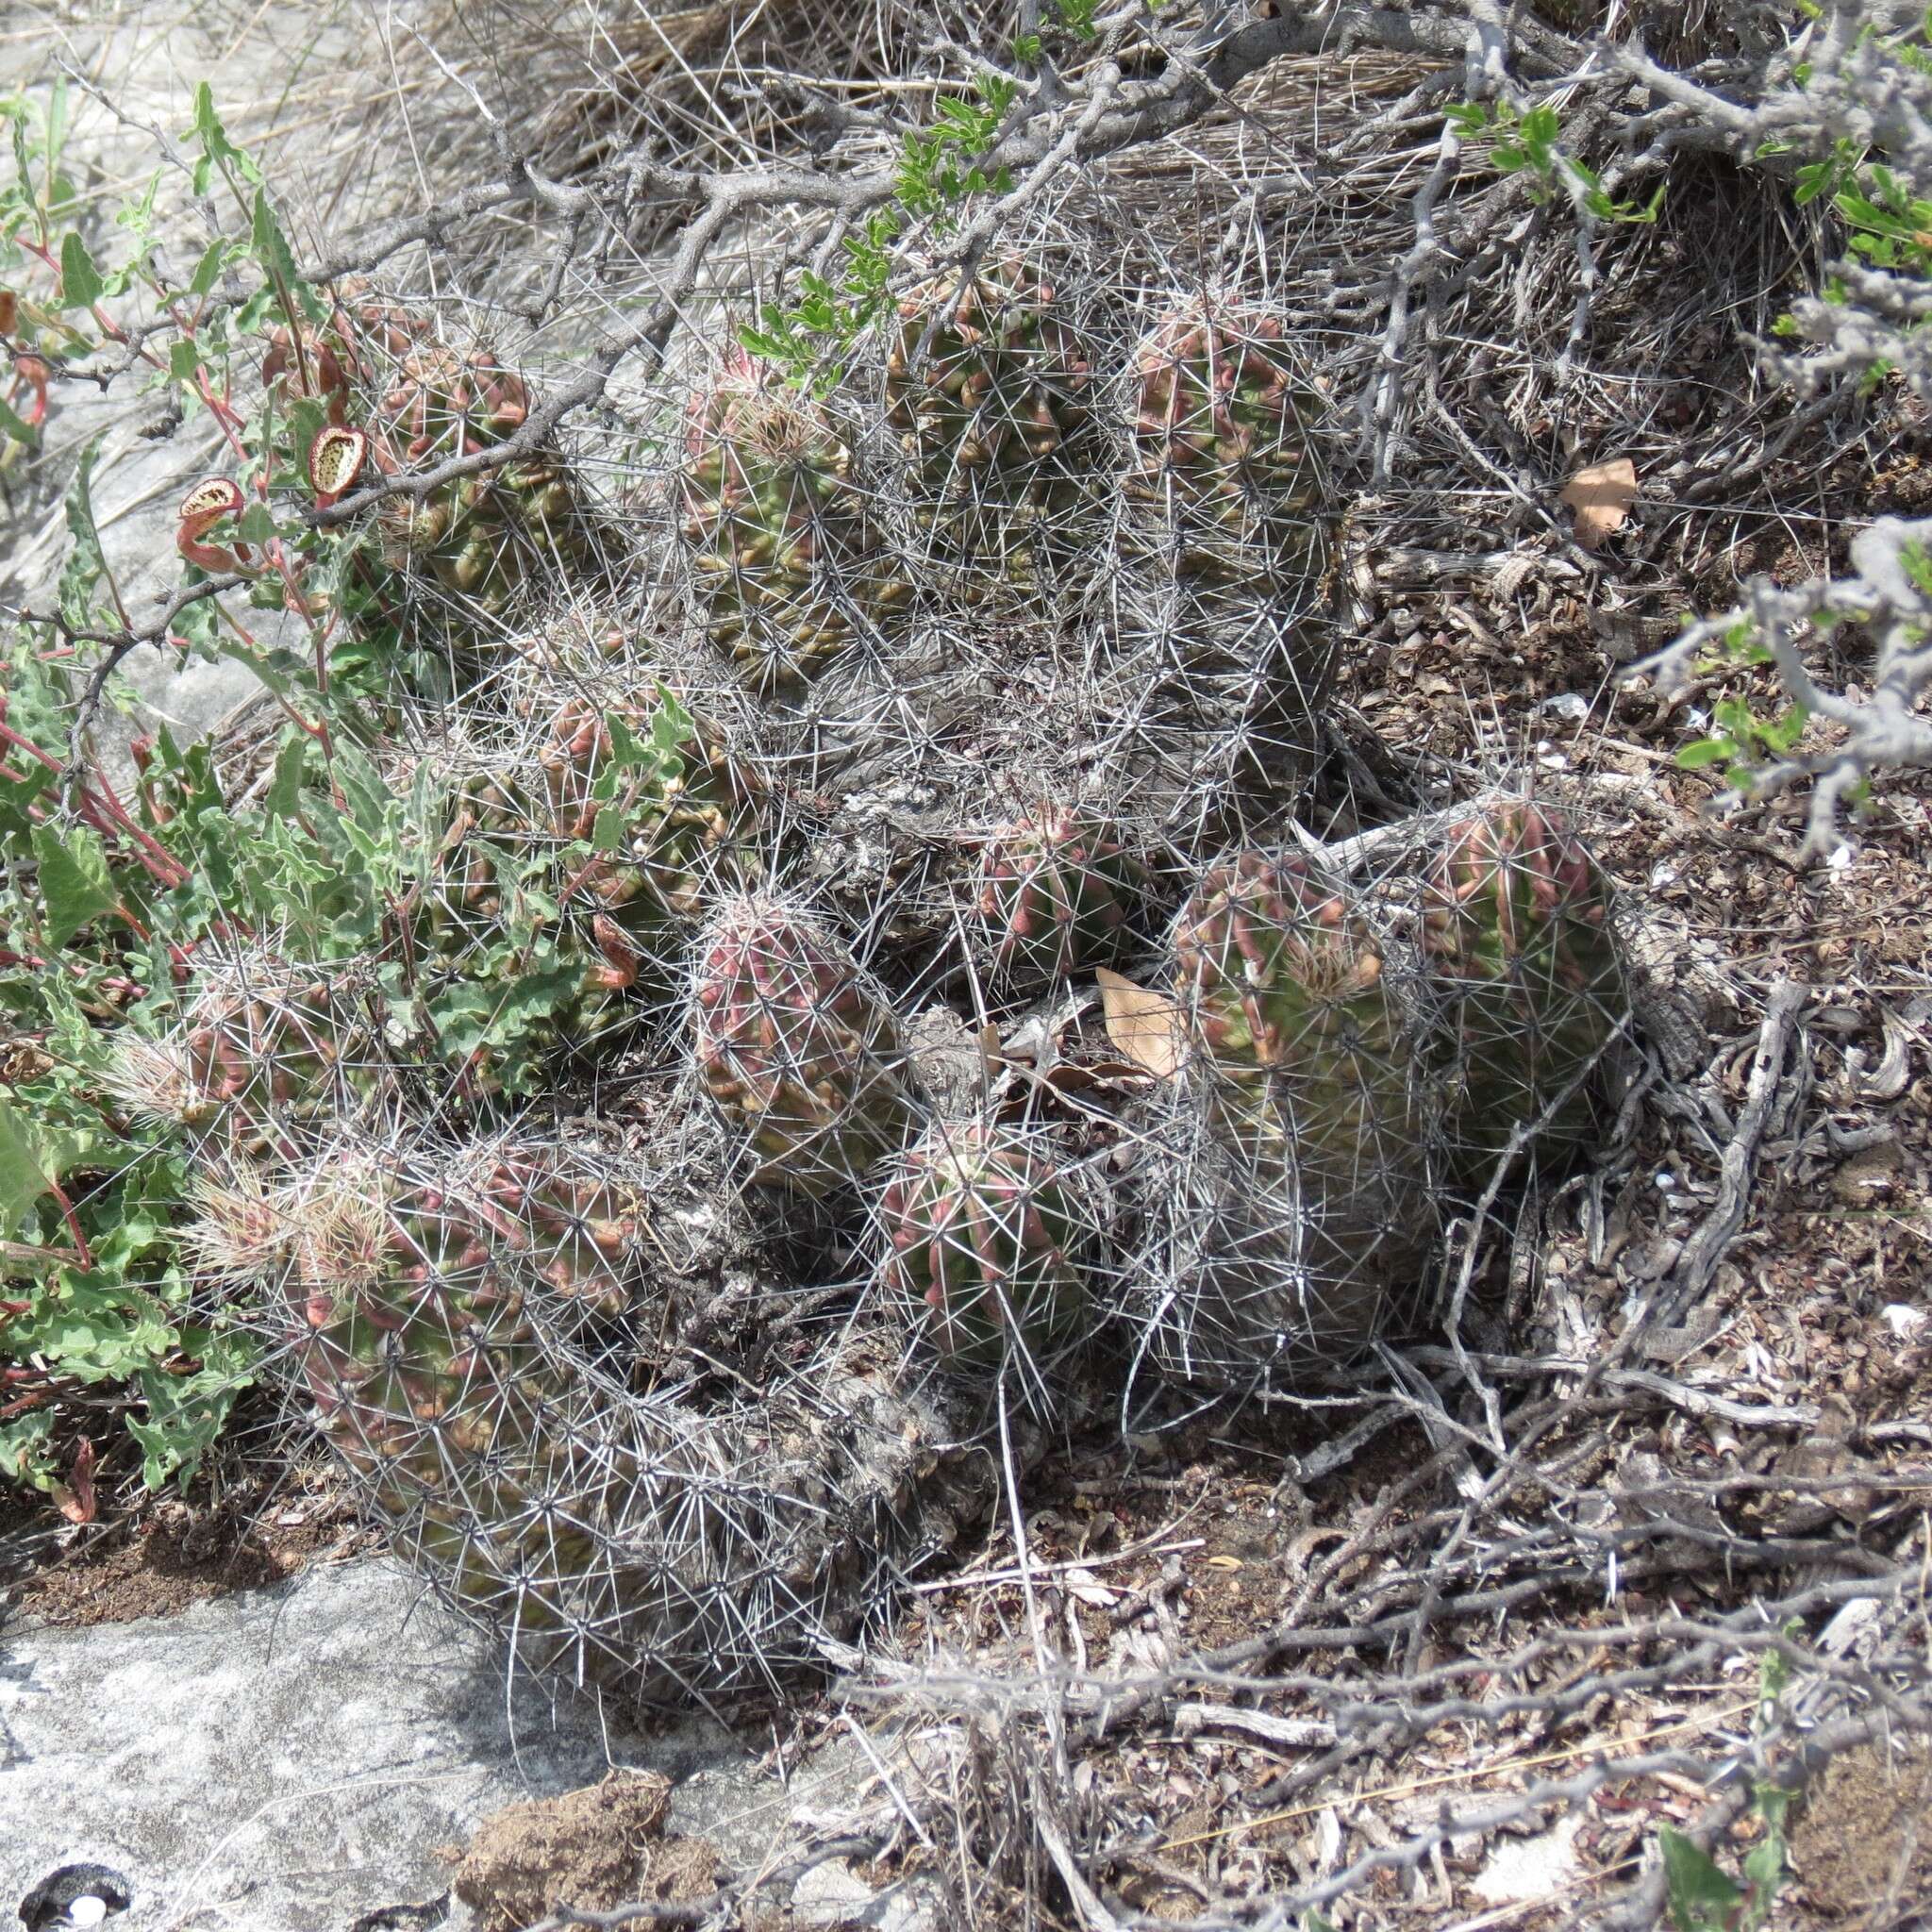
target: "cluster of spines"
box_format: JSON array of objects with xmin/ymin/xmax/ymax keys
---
[
  {"xmin": 679, "ymin": 352, "xmax": 908, "ymax": 690},
  {"xmin": 974, "ymin": 805, "xmax": 1142, "ymax": 987},
  {"xmin": 1421, "ymin": 800, "xmax": 1625, "ymax": 1176},
  {"xmin": 691, "ymin": 896, "xmax": 920, "ymax": 1196}
]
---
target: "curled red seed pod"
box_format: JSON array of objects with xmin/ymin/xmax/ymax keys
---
[{"xmin": 308, "ymin": 425, "xmax": 370, "ymax": 507}]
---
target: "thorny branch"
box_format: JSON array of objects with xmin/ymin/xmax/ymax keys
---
[{"xmin": 1640, "ymin": 517, "xmax": 1932, "ymax": 855}]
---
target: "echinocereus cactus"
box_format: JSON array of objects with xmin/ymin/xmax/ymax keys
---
[
  {"xmin": 878, "ymin": 1122, "xmax": 1089, "ymax": 1376},
  {"xmin": 1173, "ymin": 850, "xmax": 1422, "ymax": 1194},
  {"xmin": 692, "ymin": 897, "xmax": 918, "ymax": 1194},
  {"xmin": 974, "ymin": 805, "xmax": 1141, "ymax": 986},
  {"xmin": 106, "ymin": 961, "xmax": 373, "ymax": 1145},
  {"xmin": 201, "ymin": 1152, "xmax": 568, "ymax": 1512},
  {"xmin": 192, "ymin": 1143, "xmax": 654, "ymax": 1668},
  {"xmin": 680, "ymin": 352, "xmax": 907, "ymax": 689},
  {"xmin": 356, "ymin": 334, "xmax": 598, "ymax": 623},
  {"xmin": 1129, "ymin": 1108, "xmax": 1403, "ymax": 1395},
  {"xmin": 885, "ymin": 263, "xmax": 1096, "ymax": 588},
  {"xmin": 1421, "ymin": 800, "xmax": 1626, "ymax": 1175},
  {"xmin": 1127, "ymin": 294, "xmax": 1331, "ymax": 590}
]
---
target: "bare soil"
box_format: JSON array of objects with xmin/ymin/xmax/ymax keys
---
[
  {"xmin": 4, "ymin": 1462, "xmax": 369, "ymax": 1630},
  {"xmin": 444, "ymin": 1773, "xmax": 720, "ymax": 1932}
]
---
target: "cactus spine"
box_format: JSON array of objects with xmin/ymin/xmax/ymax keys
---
[
  {"xmin": 885, "ymin": 263, "xmax": 1096, "ymax": 590},
  {"xmin": 974, "ymin": 805, "xmax": 1141, "ymax": 986},
  {"xmin": 1127, "ymin": 295, "xmax": 1331, "ymax": 591},
  {"xmin": 681, "ymin": 353, "xmax": 907, "ymax": 688}
]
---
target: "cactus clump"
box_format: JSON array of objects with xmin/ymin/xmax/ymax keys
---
[
  {"xmin": 974, "ymin": 805, "xmax": 1141, "ymax": 986},
  {"xmin": 1422, "ymin": 800, "xmax": 1626, "ymax": 1175},
  {"xmin": 680, "ymin": 353, "xmax": 907, "ymax": 689},
  {"xmin": 692, "ymin": 897, "xmax": 919, "ymax": 1193},
  {"xmin": 885, "ymin": 263, "xmax": 1096, "ymax": 589},
  {"xmin": 879, "ymin": 1122, "xmax": 1089, "ymax": 1375},
  {"xmin": 193, "ymin": 1143, "xmax": 691, "ymax": 1680},
  {"xmin": 202, "ymin": 1152, "xmax": 569, "ymax": 1511},
  {"xmin": 1127, "ymin": 295, "xmax": 1331, "ymax": 591},
  {"xmin": 107, "ymin": 960, "xmax": 375, "ymax": 1145}
]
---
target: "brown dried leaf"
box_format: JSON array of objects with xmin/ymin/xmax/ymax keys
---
[
  {"xmin": 53, "ymin": 1437, "xmax": 96, "ymax": 1525},
  {"xmin": 1095, "ymin": 968, "xmax": 1186, "ymax": 1080},
  {"xmin": 1560, "ymin": 457, "xmax": 1639, "ymax": 550}
]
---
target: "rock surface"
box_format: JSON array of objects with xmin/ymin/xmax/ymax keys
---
[{"xmin": 0, "ymin": 1557, "xmax": 890, "ymax": 1932}]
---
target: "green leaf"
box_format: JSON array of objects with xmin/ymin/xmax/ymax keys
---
[
  {"xmin": 116, "ymin": 166, "xmax": 163, "ymax": 245},
  {"xmin": 264, "ymin": 730, "xmax": 308, "ymax": 821},
  {"xmin": 248, "ymin": 189, "xmax": 306, "ymax": 300},
  {"xmin": 187, "ymin": 236, "xmax": 229, "ymax": 297},
  {"xmin": 0, "ymin": 391, "xmax": 38, "ymax": 444},
  {"xmin": 129, "ymin": 1330, "xmax": 254, "ymax": 1489},
  {"xmin": 235, "ymin": 500, "xmax": 279, "ymax": 547},
  {"xmin": 1659, "ymin": 1827, "xmax": 1742, "ymax": 1932},
  {"xmin": 0, "ymin": 1412, "xmax": 57, "ymax": 1491},
  {"xmin": 1676, "ymin": 739, "xmax": 1733, "ymax": 770},
  {"xmin": 188, "ymin": 83, "xmax": 262, "ymax": 195},
  {"xmin": 32, "ymin": 821, "xmax": 121, "ymax": 947},
  {"xmin": 652, "ymin": 688, "xmax": 695, "ymax": 756},
  {"xmin": 603, "ymin": 708, "xmax": 649, "ymax": 773},
  {"xmin": 11, "ymin": 1273, "xmax": 175, "ymax": 1380},
  {"xmin": 58, "ymin": 230, "xmax": 102, "ymax": 311},
  {"xmin": 1521, "ymin": 104, "xmax": 1560, "ymax": 147},
  {"xmin": 1740, "ymin": 1828, "xmax": 1785, "ymax": 1927},
  {"xmin": 0, "ymin": 1094, "xmax": 51, "ymax": 1234}
]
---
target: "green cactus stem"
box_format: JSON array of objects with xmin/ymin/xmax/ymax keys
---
[
  {"xmin": 974, "ymin": 805, "xmax": 1141, "ymax": 986},
  {"xmin": 681, "ymin": 351, "xmax": 908, "ymax": 689},
  {"xmin": 1422, "ymin": 800, "xmax": 1626, "ymax": 1175},
  {"xmin": 878, "ymin": 1122, "xmax": 1089, "ymax": 1374},
  {"xmin": 692, "ymin": 897, "xmax": 919, "ymax": 1194}
]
